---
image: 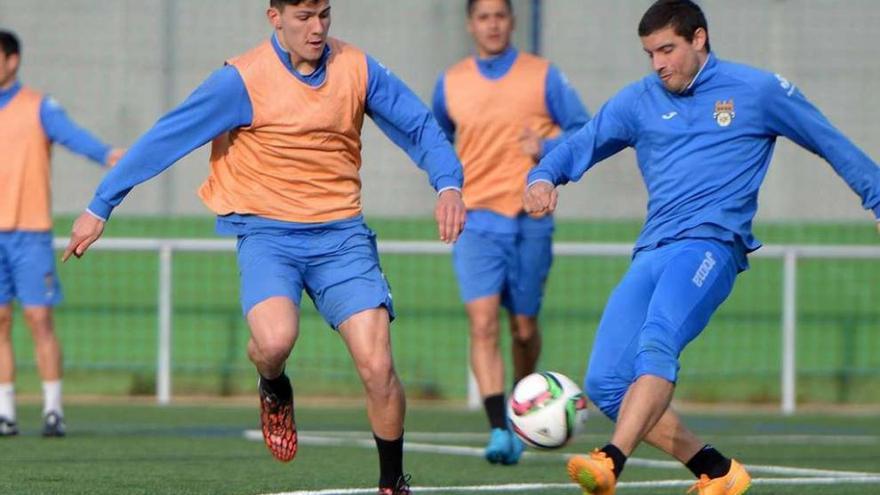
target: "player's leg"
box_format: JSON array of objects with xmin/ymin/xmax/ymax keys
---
[
  {"xmin": 568, "ymin": 253, "xmax": 656, "ymax": 494},
  {"xmin": 508, "ymin": 314, "xmax": 540, "ymax": 382},
  {"xmin": 453, "ymin": 229, "xmax": 521, "ymax": 464},
  {"xmin": 0, "ymin": 303, "xmax": 16, "ymax": 436},
  {"xmin": 612, "ymin": 240, "xmax": 748, "ymax": 494},
  {"xmin": 238, "ymin": 233, "xmax": 304, "ymax": 462},
  {"xmin": 11, "ymin": 232, "xmax": 64, "ymax": 436},
  {"xmin": 507, "ymin": 231, "xmax": 553, "ymax": 383},
  {"xmin": 307, "ymin": 222, "xmax": 409, "ymax": 493},
  {"xmin": 338, "ymin": 308, "xmax": 409, "ymax": 494}
]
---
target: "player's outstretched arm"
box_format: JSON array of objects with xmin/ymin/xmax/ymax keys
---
[
  {"xmin": 523, "ymin": 181, "xmax": 558, "ymax": 218},
  {"xmin": 435, "ymin": 189, "xmax": 466, "ymax": 243},
  {"xmin": 62, "ymin": 211, "xmax": 105, "ymax": 262}
]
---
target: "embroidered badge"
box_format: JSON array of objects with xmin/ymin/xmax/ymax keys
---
[{"xmin": 714, "ymin": 99, "xmax": 735, "ymax": 127}]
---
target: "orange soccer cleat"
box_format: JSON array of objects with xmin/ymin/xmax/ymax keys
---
[
  {"xmin": 687, "ymin": 459, "xmax": 751, "ymax": 495},
  {"xmin": 567, "ymin": 449, "xmax": 617, "ymax": 495}
]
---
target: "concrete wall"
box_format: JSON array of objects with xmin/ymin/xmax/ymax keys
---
[{"xmin": 2, "ymin": 0, "xmax": 878, "ymax": 221}]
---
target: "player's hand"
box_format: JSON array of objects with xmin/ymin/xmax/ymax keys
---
[
  {"xmin": 435, "ymin": 189, "xmax": 466, "ymax": 244},
  {"xmin": 523, "ymin": 181, "xmax": 558, "ymax": 218},
  {"xmin": 62, "ymin": 212, "xmax": 106, "ymax": 262},
  {"xmin": 105, "ymin": 148, "xmax": 126, "ymax": 168},
  {"xmin": 519, "ymin": 127, "xmax": 542, "ymax": 161}
]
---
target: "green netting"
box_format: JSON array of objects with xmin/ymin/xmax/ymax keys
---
[{"xmin": 9, "ymin": 217, "xmax": 878, "ymax": 404}]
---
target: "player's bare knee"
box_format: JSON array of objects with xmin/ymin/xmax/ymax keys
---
[
  {"xmin": 510, "ymin": 316, "xmax": 539, "ymax": 344},
  {"xmin": 252, "ymin": 337, "xmax": 292, "ymax": 366},
  {"xmin": 23, "ymin": 310, "xmax": 54, "ymax": 341},
  {"xmin": 469, "ymin": 317, "xmax": 500, "ymax": 343},
  {"xmin": 357, "ymin": 356, "xmax": 396, "ymax": 394}
]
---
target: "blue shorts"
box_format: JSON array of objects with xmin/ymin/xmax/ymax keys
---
[
  {"xmin": 236, "ymin": 220, "xmax": 394, "ymax": 330},
  {"xmin": 0, "ymin": 231, "xmax": 63, "ymax": 307},
  {"xmin": 452, "ymin": 228, "xmax": 553, "ymax": 317},
  {"xmin": 584, "ymin": 238, "xmax": 739, "ymax": 420}
]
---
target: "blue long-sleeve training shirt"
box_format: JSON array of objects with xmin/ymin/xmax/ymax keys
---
[
  {"xmin": 529, "ymin": 54, "xmax": 880, "ymax": 263},
  {"xmin": 432, "ymin": 46, "xmax": 590, "ymax": 235},
  {"xmin": 87, "ymin": 34, "xmax": 463, "ymax": 230},
  {"xmin": 0, "ymin": 81, "xmax": 111, "ymax": 164}
]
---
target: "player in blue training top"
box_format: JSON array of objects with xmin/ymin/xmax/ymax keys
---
[
  {"xmin": 0, "ymin": 30, "xmax": 124, "ymax": 439},
  {"xmin": 432, "ymin": 0, "xmax": 589, "ymax": 466},
  {"xmin": 524, "ymin": 1, "xmax": 880, "ymax": 494}
]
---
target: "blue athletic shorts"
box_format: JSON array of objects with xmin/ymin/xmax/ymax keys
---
[
  {"xmin": 584, "ymin": 238, "xmax": 739, "ymax": 420},
  {"xmin": 0, "ymin": 231, "xmax": 63, "ymax": 307},
  {"xmin": 236, "ymin": 220, "xmax": 394, "ymax": 330},
  {"xmin": 452, "ymin": 228, "xmax": 553, "ymax": 317}
]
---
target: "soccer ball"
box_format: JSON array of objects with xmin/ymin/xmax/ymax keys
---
[{"xmin": 507, "ymin": 371, "xmax": 589, "ymax": 449}]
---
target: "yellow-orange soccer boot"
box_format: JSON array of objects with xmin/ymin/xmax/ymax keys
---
[
  {"xmin": 567, "ymin": 449, "xmax": 617, "ymax": 495},
  {"xmin": 687, "ymin": 459, "xmax": 751, "ymax": 495}
]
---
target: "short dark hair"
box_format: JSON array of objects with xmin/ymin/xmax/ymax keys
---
[
  {"xmin": 0, "ymin": 30, "xmax": 21, "ymax": 57},
  {"xmin": 270, "ymin": 0, "xmax": 323, "ymax": 9},
  {"xmin": 467, "ymin": 0, "xmax": 513, "ymax": 16},
  {"xmin": 638, "ymin": 0, "xmax": 710, "ymax": 53}
]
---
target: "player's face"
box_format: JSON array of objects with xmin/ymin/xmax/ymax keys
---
[
  {"xmin": 640, "ymin": 25, "xmax": 708, "ymax": 93},
  {"xmin": 468, "ymin": 0, "xmax": 514, "ymax": 58},
  {"xmin": 0, "ymin": 51, "xmax": 19, "ymax": 89},
  {"xmin": 268, "ymin": 1, "xmax": 331, "ymax": 70}
]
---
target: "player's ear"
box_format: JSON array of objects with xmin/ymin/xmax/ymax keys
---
[{"xmin": 267, "ymin": 7, "xmax": 283, "ymax": 30}]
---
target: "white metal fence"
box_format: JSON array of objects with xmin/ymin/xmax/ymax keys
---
[{"xmin": 53, "ymin": 238, "xmax": 880, "ymax": 414}]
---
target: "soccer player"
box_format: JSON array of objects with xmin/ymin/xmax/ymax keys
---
[
  {"xmin": 523, "ymin": 1, "xmax": 880, "ymax": 494},
  {"xmin": 61, "ymin": 1, "xmax": 465, "ymax": 493},
  {"xmin": 432, "ymin": 0, "xmax": 590, "ymax": 465},
  {"xmin": 0, "ymin": 30, "xmax": 124, "ymax": 438}
]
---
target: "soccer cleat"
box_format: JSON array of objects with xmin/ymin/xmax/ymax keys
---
[
  {"xmin": 505, "ymin": 429, "xmax": 525, "ymax": 465},
  {"xmin": 687, "ymin": 459, "xmax": 751, "ymax": 495},
  {"xmin": 380, "ymin": 474, "xmax": 412, "ymax": 495},
  {"xmin": 485, "ymin": 428, "xmax": 524, "ymax": 465},
  {"xmin": 258, "ymin": 380, "xmax": 297, "ymax": 462},
  {"xmin": 567, "ymin": 449, "xmax": 617, "ymax": 495},
  {"xmin": 42, "ymin": 411, "xmax": 66, "ymax": 437},
  {"xmin": 0, "ymin": 417, "xmax": 18, "ymax": 437},
  {"xmin": 378, "ymin": 474, "xmax": 412, "ymax": 495}
]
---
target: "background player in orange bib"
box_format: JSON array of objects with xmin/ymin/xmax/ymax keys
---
[
  {"xmin": 0, "ymin": 30, "xmax": 123, "ymax": 438},
  {"xmin": 432, "ymin": 0, "xmax": 590, "ymax": 465}
]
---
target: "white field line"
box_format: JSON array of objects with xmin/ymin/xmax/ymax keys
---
[
  {"xmin": 246, "ymin": 429, "xmax": 880, "ymax": 445},
  {"xmin": 261, "ymin": 476, "xmax": 880, "ymax": 495},
  {"xmin": 244, "ymin": 430, "xmax": 878, "ymax": 479}
]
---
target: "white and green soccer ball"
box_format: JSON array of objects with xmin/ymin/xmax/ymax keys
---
[{"xmin": 507, "ymin": 371, "xmax": 589, "ymax": 449}]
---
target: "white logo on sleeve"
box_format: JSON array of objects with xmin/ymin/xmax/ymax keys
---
[
  {"xmin": 774, "ymin": 73, "xmax": 797, "ymax": 97},
  {"xmin": 661, "ymin": 111, "xmax": 678, "ymax": 120},
  {"xmin": 692, "ymin": 251, "xmax": 716, "ymax": 287}
]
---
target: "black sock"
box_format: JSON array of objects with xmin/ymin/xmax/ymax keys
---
[
  {"xmin": 375, "ymin": 432, "xmax": 404, "ymax": 488},
  {"xmin": 601, "ymin": 443, "xmax": 627, "ymax": 479},
  {"xmin": 259, "ymin": 371, "xmax": 292, "ymax": 402},
  {"xmin": 686, "ymin": 445, "xmax": 731, "ymax": 479},
  {"xmin": 483, "ymin": 394, "xmax": 507, "ymax": 430}
]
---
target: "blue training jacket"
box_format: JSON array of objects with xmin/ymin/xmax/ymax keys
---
[{"xmin": 528, "ymin": 54, "xmax": 880, "ymax": 258}]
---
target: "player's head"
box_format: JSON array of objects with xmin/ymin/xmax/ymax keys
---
[
  {"xmin": 0, "ymin": 30, "xmax": 21, "ymax": 89},
  {"xmin": 638, "ymin": 0, "xmax": 710, "ymax": 93},
  {"xmin": 467, "ymin": 0, "xmax": 514, "ymax": 58},
  {"xmin": 267, "ymin": 0, "xmax": 330, "ymax": 67}
]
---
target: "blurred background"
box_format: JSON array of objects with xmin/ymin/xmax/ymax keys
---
[{"xmin": 1, "ymin": 0, "xmax": 878, "ymax": 407}]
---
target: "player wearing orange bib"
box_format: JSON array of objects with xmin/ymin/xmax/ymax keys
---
[
  {"xmin": 62, "ymin": 2, "xmax": 466, "ymax": 493},
  {"xmin": 433, "ymin": 0, "xmax": 590, "ymax": 465}
]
